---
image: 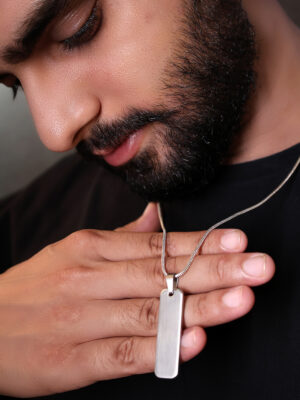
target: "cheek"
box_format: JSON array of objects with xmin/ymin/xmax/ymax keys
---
[{"xmin": 85, "ymin": 0, "xmax": 182, "ymax": 114}]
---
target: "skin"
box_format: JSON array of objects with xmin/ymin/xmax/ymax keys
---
[
  {"xmin": 233, "ymin": 0, "xmax": 300, "ymax": 161},
  {"xmin": 0, "ymin": 205, "xmax": 275, "ymax": 397},
  {"xmin": 0, "ymin": 0, "xmax": 298, "ymax": 396}
]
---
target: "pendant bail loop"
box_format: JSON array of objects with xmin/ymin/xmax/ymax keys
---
[{"xmin": 166, "ymin": 274, "xmax": 178, "ymax": 295}]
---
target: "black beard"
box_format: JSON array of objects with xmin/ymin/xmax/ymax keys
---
[{"xmin": 77, "ymin": 0, "xmax": 257, "ymax": 202}]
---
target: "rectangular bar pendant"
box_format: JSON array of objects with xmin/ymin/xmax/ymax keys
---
[{"xmin": 155, "ymin": 288, "xmax": 184, "ymax": 379}]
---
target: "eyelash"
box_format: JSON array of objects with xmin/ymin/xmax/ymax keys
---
[
  {"xmin": 10, "ymin": 1, "xmax": 102, "ymax": 99},
  {"xmin": 61, "ymin": 1, "xmax": 102, "ymax": 52},
  {"xmin": 12, "ymin": 80, "xmax": 22, "ymax": 100}
]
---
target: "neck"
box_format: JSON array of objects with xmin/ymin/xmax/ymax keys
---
[{"xmin": 231, "ymin": 0, "xmax": 300, "ymax": 164}]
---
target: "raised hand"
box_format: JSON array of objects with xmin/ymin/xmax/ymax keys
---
[{"xmin": 0, "ymin": 204, "xmax": 274, "ymax": 397}]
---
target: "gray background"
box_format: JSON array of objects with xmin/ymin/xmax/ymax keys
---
[{"xmin": 0, "ymin": 0, "xmax": 299, "ymax": 199}]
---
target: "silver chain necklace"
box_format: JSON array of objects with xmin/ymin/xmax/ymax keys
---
[{"xmin": 155, "ymin": 155, "xmax": 300, "ymax": 379}]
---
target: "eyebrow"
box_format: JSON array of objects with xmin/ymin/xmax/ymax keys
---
[{"xmin": 1, "ymin": 0, "xmax": 84, "ymax": 65}]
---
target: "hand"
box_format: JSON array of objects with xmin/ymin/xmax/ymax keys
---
[{"xmin": 0, "ymin": 204, "xmax": 275, "ymax": 397}]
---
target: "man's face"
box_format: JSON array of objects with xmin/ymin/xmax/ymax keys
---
[{"xmin": 0, "ymin": 0, "xmax": 256, "ymax": 201}]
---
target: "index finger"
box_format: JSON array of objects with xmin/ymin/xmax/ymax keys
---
[
  {"xmin": 63, "ymin": 229, "xmax": 248, "ymax": 264},
  {"xmin": 100, "ymin": 229, "xmax": 247, "ymax": 260}
]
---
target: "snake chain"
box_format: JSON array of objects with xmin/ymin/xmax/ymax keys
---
[{"xmin": 158, "ymin": 155, "xmax": 300, "ymax": 280}]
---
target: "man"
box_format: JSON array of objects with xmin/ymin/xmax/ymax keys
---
[{"xmin": 0, "ymin": 0, "xmax": 299, "ymax": 398}]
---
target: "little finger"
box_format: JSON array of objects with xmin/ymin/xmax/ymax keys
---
[{"xmin": 73, "ymin": 329, "xmax": 206, "ymax": 383}]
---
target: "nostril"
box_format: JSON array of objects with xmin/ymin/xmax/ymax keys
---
[{"xmin": 71, "ymin": 115, "xmax": 98, "ymax": 147}]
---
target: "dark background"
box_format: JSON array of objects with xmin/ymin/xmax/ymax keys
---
[
  {"xmin": 280, "ymin": 0, "xmax": 300, "ymax": 24},
  {"xmin": 0, "ymin": 0, "xmax": 299, "ymax": 198}
]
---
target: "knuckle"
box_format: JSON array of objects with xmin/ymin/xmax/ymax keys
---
[
  {"xmin": 90, "ymin": 230, "xmax": 114, "ymax": 259},
  {"xmin": 52, "ymin": 266, "xmax": 93, "ymax": 292},
  {"xmin": 194, "ymin": 293, "xmax": 209, "ymax": 320},
  {"xmin": 194, "ymin": 293, "xmax": 218, "ymax": 326},
  {"xmin": 165, "ymin": 257, "xmax": 178, "ymax": 275},
  {"xmin": 114, "ymin": 337, "xmax": 136, "ymax": 367},
  {"xmin": 67, "ymin": 230, "xmax": 104, "ymax": 257},
  {"xmin": 194, "ymin": 233, "xmax": 208, "ymax": 255},
  {"xmin": 123, "ymin": 259, "xmax": 145, "ymax": 289},
  {"xmin": 148, "ymin": 233, "xmax": 163, "ymax": 256},
  {"xmin": 139, "ymin": 298, "xmax": 159, "ymax": 332},
  {"xmin": 164, "ymin": 233, "xmax": 178, "ymax": 256},
  {"xmin": 43, "ymin": 242, "xmax": 56, "ymax": 258},
  {"xmin": 148, "ymin": 258, "xmax": 165, "ymax": 288},
  {"xmin": 50, "ymin": 302, "xmax": 83, "ymax": 325},
  {"xmin": 68, "ymin": 230, "xmax": 92, "ymax": 247},
  {"xmin": 36, "ymin": 343, "xmax": 74, "ymax": 371},
  {"xmin": 214, "ymin": 256, "xmax": 227, "ymax": 282},
  {"xmin": 39, "ymin": 242, "xmax": 62, "ymax": 264},
  {"xmin": 64, "ymin": 265, "xmax": 92, "ymax": 281}
]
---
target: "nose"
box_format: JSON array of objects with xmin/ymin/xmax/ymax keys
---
[{"xmin": 21, "ymin": 66, "xmax": 101, "ymax": 152}]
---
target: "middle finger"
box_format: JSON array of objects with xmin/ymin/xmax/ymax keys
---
[{"xmin": 84, "ymin": 252, "xmax": 275, "ymax": 299}]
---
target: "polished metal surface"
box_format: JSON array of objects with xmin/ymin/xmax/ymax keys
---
[
  {"xmin": 166, "ymin": 274, "xmax": 177, "ymax": 295},
  {"xmin": 155, "ymin": 288, "xmax": 184, "ymax": 379}
]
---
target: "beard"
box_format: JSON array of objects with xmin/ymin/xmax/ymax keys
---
[{"xmin": 77, "ymin": 0, "xmax": 257, "ymax": 202}]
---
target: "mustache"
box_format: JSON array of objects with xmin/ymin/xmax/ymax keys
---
[{"xmin": 76, "ymin": 107, "xmax": 177, "ymax": 158}]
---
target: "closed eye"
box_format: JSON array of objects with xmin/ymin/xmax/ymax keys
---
[
  {"xmin": 60, "ymin": 0, "xmax": 102, "ymax": 52},
  {"xmin": 11, "ymin": 79, "xmax": 22, "ymax": 99}
]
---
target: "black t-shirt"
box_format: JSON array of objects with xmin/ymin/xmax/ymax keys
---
[{"xmin": 0, "ymin": 143, "xmax": 299, "ymax": 400}]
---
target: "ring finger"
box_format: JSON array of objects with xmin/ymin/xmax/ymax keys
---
[{"xmin": 69, "ymin": 286, "xmax": 254, "ymax": 342}]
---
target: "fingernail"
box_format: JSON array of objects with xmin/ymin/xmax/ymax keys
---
[
  {"xmin": 221, "ymin": 230, "xmax": 241, "ymax": 250},
  {"xmin": 181, "ymin": 329, "xmax": 196, "ymax": 348},
  {"xmin": 243, "ymin": 254, "xmax": 266, "ymax": 277},
  {"xmin": 222, "ymin": 287, "xmax": 243, "ymax": 308}
]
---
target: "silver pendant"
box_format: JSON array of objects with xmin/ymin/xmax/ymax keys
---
[{"xmin": 155, "ymin": 275, "xmax": 184, "ymax": 379}]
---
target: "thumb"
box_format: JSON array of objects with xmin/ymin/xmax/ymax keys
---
[{"xmin": 116, "ymin": 203, "xmax": 161, "ymax": 232}]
